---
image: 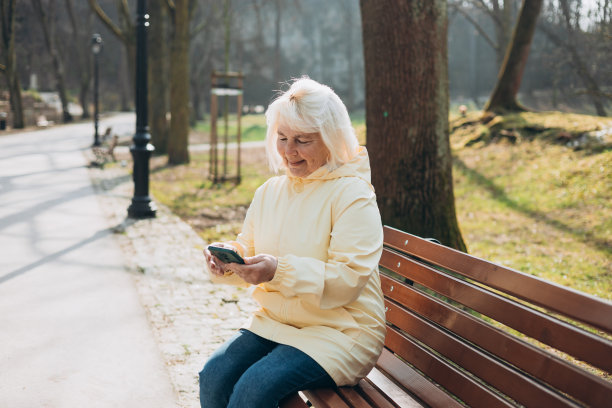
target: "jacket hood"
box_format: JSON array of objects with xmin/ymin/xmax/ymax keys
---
[{"xmin": 286, "ymin": 146, "xmax": 373, "ymax": 190}]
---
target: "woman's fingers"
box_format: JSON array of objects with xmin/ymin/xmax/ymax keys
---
[
  {"xmin": 203, "ymin": 246, "xmax": 229, "ymax": 276},
  {"xmin": 232, "ymin": 254, "xmax": 277, "ymax": 284}
]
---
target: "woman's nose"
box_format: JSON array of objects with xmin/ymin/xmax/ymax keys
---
[{"xmin": 285, "ymin": 141, "xmax": 297, "ymax": 155}]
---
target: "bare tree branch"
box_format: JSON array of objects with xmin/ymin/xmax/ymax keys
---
[
  {"xmin": 88, "ymin": 0, "xmax": 126, "ymax": 41},
  {"xmin": 450, "ymin": 3, "xmax": 498, "ymax": 50}
]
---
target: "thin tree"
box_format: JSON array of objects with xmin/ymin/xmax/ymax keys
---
[
  {"xmin": 484, "ymin": 0, "xmax": 544, "ymax": 113},
  {"xmin": 360, "ymin": 0, "xmax": 466, "ymax": 251},
  {"xmin": 65, "ymin": 0, "xmax": 93, "ymax": 119},
  {"xmin": 539, "ymin": 0, "xmax": 608, "ymax": 116},
  {"xmin": 0, "ymin": 0, "xmax": 24, "ymax": 128},
  {"xmin": 32, "ymin": 0, "xmax": 73, "ymax": 123},
  {"xmin": 148, "ymin": 0, "xmax": 170, "ymax": 153},
  {"xmin": 166, "ymin": 0, "xmax": 195, "ymax": 165}
]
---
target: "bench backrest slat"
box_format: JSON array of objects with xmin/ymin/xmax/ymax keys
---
[
  {"xmin": 385, "ymin": 326, "xmax": 515, "ymax": 408},
  {"xmin": 380, "ymin": 274, "xmax": 612, "ymax": 407},
  {"xmin": 383, "ymin": 226, "xmax": 612, "ymax": 333},
  {"xmin": 386, "ymin": 299, "xmax": 579, "ymax": 407},
  {"xmin": 380, "ymin": 249, "xmax": 612, "ymax": 373},
  {"xmin": 376, "ymin": 349, "xmax": 463, "ymax": 408},
  {"xmin": 379, "ymin": 226, "xmax": 612, "ymax": 408}
]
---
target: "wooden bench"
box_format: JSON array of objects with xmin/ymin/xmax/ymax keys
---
[
  {"xmin": 91, "ymin": 127, "xmax": 118, "ymax": 168},
  {"xmin": 281, "ymin": 225, "xmax": 612, "ymax": 407}
]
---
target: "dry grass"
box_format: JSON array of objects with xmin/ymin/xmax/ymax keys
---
[{"xmin": 451, "ymin": 111, "xmax": 612, "ymax": 300}]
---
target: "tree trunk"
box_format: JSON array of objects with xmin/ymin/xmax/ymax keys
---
[
  {"xmin": 360, "ymin": 0, "xmax": 466, "ymax": 251},
  {"xmin": 148, "ymin": 0, "xmax": 169, "ymax": 153},
  {"xmin": 32, "ymin": 0, "xmax": 73, "ymax": 123},
  {"xmin": 273, "ymin": 0, "xmax": 282, "ymax": 85},
  {"xmin": 343, "ymin": 0, "xmax": 355, "ymax": 111},
  {"xmin": 0, "ymin": 0, "xmax": 24, "ymax": 128},
  {"xmin": 556, "ymin": 0, "xmax": 607, "ymax": 116},
  {"xmin": 484, "ymin": 0, "xmax": 543, "ymax": 114},
  {"xmin": 167, "ymin": 0, "xmax": 190, "ymax": 165},
  {"xmin": 7, "ymin": 71, "xmax": 24, "ymax": 128},
  {"xmin": 66, "ymin": 0, "xmax": 92, "ymax": 119}
]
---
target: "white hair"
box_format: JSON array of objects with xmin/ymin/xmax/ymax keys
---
[{"xmin": 264, "ymin": 77, "xmax": 359, "ymax": 173}]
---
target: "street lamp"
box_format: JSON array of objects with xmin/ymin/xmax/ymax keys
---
[
  {"xmin": 91, "ymin": 34, "xmax": 103, "ymax": 147},
  {"xmin": 127, "ymin": 0, "xmax": 156, "ymax": 218}
]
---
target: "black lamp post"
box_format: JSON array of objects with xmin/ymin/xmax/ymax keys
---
[
  {"xmin": 91, "ymin": 33, "xmax": 103, "ymax": 147},
  {"xmin": 127, "ymin": 0, "xmax": 156, "ymax": 218}
]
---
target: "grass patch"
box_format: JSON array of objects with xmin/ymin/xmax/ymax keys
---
[
  {"xmin": 193, "ymin": 114, "xmax": 268, "ymax": 144},
  {"xmin": 149, "ymin": 149, "xmax": 273, "ymax": 243},
  {"xmin": 451, "ymin": 111, "xmax": 612, "ymax": 300}
]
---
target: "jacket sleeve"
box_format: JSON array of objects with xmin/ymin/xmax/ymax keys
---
[
  {"xmin": 207, "ymin": 187, "xmax": 259, "ymax": 287},
  {"xmin": 266, "ymin": 180, "xmax": 383, "ymax": 309}
]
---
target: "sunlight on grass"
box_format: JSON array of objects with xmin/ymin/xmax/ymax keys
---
[
  {"xmin": 452, "ymin": 112, "xmax": 612, "ymax": 300},
  {"xmin": 150, "ymin": 110, "xmax": 611, "ymax": 301},
  {"xmin": 149, "ymin": 151, "xmax": 272, "ymax": 243}
]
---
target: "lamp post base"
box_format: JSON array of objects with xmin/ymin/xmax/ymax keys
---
[
  {"xmin": 127, "ymin": 196, "xmax": 157, "ymax": 219},
  {"xmin": 128, "ymin": 141, "xmax": 156, "ymax": 219}
]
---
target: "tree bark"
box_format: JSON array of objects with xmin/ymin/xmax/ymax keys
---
[
  {"xmin": 360, "ymin": 0, "xmax": 466, "ymax": 251},
  {"xmin": 0, "ymin": 0, "xmax": 24, "ymax": 128},
  {"xmin": 484, "ymin": 0, "xmax": 543, "ymax": 114},
  {"xmin": 148, "ymin": 0, "xmax": 169, "ymax": 153},
  {"xmin": 32, "ymin": 0, "xmax": 73, "ymax": 123},
  {"xmin": 167, "ymin": 0, "xmax": 190, "ymax": 164}
]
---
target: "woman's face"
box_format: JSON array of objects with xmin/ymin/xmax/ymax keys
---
[{"xmin": 276, "ymin": 125, "xmax": 329, "ymax": 178}]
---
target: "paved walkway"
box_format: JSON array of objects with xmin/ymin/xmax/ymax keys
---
[{"xmin": 0, "ymin": 114, "xmax": 255, "ymax": 407}]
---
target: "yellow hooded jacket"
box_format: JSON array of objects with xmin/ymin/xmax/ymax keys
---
[{"xmin": 211, "ymin": 147, "xmax": 386, "ymax": 386}]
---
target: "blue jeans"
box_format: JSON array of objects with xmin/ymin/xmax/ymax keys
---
[{"xmin": 199, "ymin": 329, "xmax": 335, "ymax": 408}]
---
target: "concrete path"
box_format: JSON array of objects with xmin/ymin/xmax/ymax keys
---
[{"xmin": 0, "ymin": 114, "xmax": 178, "ymax": 407}]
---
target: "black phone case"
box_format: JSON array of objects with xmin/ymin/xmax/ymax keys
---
[{"xmin": 208, "ymin": 246, "xmax": 245, "ymax": 264}]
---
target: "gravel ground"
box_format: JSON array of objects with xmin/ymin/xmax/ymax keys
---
[{"xmin": 87, "ymin": 158, "xmax": 257, "ymax": 408}]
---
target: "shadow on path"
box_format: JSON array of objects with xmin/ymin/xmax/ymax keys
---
[{"xmin": 0, "ymin": 224, "xmax": 124, "ymax": 285}]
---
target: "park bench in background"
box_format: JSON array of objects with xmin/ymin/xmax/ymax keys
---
[
  {"xmin": 91, "ymin": 127, "xmax": 118, "ymax": 168},
  {"xmin": 281, "ymin": 225, "xmax": 612, "ymax": 408}
]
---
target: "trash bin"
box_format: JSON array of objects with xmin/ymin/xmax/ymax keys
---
[{"xmin": 0, "ymin": 112, "xmax": 7, "ymax": 130}]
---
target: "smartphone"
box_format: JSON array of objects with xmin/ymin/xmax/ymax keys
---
[{"xmin": 207, "ymin": 245, "xmax": 245, "ymax": 264}]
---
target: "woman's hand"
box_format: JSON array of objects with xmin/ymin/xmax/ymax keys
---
[
  {"xmin": 203, "ymin": 242, "xmax": 237, "ymax": 277},
  {"xmin": 226, "ymin": 254, "xmax": 278, "ymax": 285}
]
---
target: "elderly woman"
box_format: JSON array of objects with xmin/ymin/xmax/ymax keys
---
[{"xmin": 199, "ymin": 77, "xmax": 386, "ymax": 408}]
